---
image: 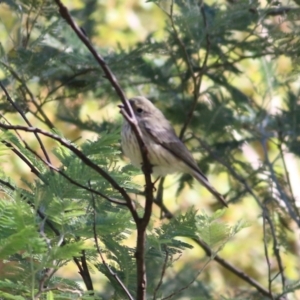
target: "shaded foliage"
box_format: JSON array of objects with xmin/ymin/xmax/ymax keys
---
[{"xmin": 0, "ymin": 0, "xmax": 300, "ymax": 299}]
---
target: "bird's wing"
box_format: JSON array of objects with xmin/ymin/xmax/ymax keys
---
[
  {"xmin": 142, "ymin": 119, "xmax": 209, "ymax": 182},
  {"xmin": 141, "ymin": 120, "xmax": 227, "ymax": 207},
  {"xmin": 142, "ymin": 119, "xmax": 228, "ymax": 207}
]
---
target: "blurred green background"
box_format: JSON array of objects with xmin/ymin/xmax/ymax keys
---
[{"xmin": 1, "ymin": 0, "xmax": 300, "ymax": 299}]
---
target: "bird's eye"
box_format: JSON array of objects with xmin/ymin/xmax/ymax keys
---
[{"xmin": 136, "ymin": 108, "xmax": 143, "ymax": 113}]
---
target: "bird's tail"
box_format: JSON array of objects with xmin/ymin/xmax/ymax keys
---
[{"xmin": 192, "ymin": 171, "xmax": 228, "ymax": 207}]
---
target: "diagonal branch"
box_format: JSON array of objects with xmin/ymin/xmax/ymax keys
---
[
  {"xmin": 264, "ymin": 207, "xmax": 286, "ymax": 291},
  {"xmin": 261, "ymin": 135, "xmax": 300, "ymax": 227},
  {"xmin": 0, "ymin": 62, "xmax": 55, "ymax": 129},
  {"xmin": 153, "ymin": 246, "xmax": 169, "ymax": 300},
  {"xmin": 193, "ymin": 237, "xmax": 274, "ymax": 298},
  {"xmin": 0, "ymin": 122, "xmax": 138, "ymax": 219},
  {"xmin": 0, "ymin": 81, "xmax": 52, "ymax": 164}
]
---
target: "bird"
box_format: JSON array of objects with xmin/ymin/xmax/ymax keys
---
[{"xmin": 119, "ymin": 96, "xmax": 227, "ymax": 207}]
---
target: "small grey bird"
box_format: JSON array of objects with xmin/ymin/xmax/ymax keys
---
[{"xmin": 119, "ymin": 96, "xmax": 227, "ymax": 207}]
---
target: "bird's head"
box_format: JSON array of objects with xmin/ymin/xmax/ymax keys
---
[{"xmin": 119, "ymin": 96, "xmax": 164, "ymax": 122}]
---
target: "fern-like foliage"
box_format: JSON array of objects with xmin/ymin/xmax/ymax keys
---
[{"xmin": 1, "ymin": 0, "xmax": 300, "ymax": 299}]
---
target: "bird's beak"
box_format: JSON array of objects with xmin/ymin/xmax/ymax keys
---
[{"xmin": 119, "ymin": 100, "xmax": 133, "ymax": 110}]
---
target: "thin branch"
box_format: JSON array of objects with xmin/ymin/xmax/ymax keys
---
[
  {"xmin": 0, "ymin": 122, "xmax": 138, "ymax": 217},
  {"xmin": 163, "ymin": 0, "xmax": 204, "ymax": 139},
  {"xmin": 263, "ymin": 6, "xmax": 297, "ymax": 16},
  {"xmin": 193, "ymin": 135, "xmax": 263, "ymax": 206},
  {"xmin": 72, "ymin": 256, "xmax": 92, "ymax": 291},
  {"xmin": 162, "ymin": 254, "xmax": 213, "ymax": 300},
  {"xmin": 193, "ymin": 237, "xmax": 274, "ymax": 298},
  {"xmin": 264, "ymin": 207, "xmax": 286, "ymax": 291},
  {"xmin": 168, "ymin": 0, "xmax": 197, "ymax": 91},
  {"xmin": 153, "ymin": 246, "xmax": 169, "ymax": 300},
  {"xmin": 0, "ymin": 81, "xmax": 51, "ymax": 164},
  {"xmin": 53, "ymin": 0, "xmax": 127, "ymax": 106},
  {"xmin": 155, "ymin": 0, "xmax": 213, "ymax": 224},
  {"xmin": 119, "ymin": 108, "xmax": 154, "ymax": 299},
  {"xmin": 275, "ymin": 119, "xmax": 300, "ymax": 219},
  {"xmin": 34, "ymin": 216, "xmax": 58, "ymax": 299},
  {"xmin": 2, "ymin": 140, "xmax": 43, "ymax": 179},
  {"xmin": 79, "ymin": 250, "xmax": 94, "ymax": 292},
  {"xmin": 2, "ymin": 120, "xmax": 126, "ymax": 206},
  {"xmin": 179, "ymin": 0, "xmax": 211, "ymax": 138},
  {"xmin": 0, "ymin": 62, "xmax": 55, "ymax": 129},
  {"xmin": 24, "ymin": 2, "xmax": 43, "ymax": 48},
  {"xmin": 154, "ymin": 177, "xmax": 174, "ymax": 219},
  {"xmin": 263, "ymin": 207, "xmax": 275, "ymax": 300},
  {"xmin": 55, "ymin": 0, "xmax": 153, "ymax": 192},
  {"xmin": 44, "ymin": 68, "xmax": 97, "ymax": 101},
  {"xmin": 29, "ymin": 146, "xmax": 127, "ymax": 205},
  {"xmin": 34, "ymin": 267, "xmax": 57, "ymax": 299},
  {"xmin": 260, "ymin": 135, "xmax": 300, "ymax": 227},
  {"xmin": 91, "ymin": 184, "xmax": 134, "ymax": 300}
]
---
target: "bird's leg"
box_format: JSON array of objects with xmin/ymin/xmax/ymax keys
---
[
  {"xmin": 141, "ymin": 163, "xmax": 157, "ymax": 192},
  {"xmin": 152, "ymin": 176, "xmax": 161, "ymax": 187},
  {"xmin": 152, "ymin": 177, "xmax": 173, "ymax": 219}
]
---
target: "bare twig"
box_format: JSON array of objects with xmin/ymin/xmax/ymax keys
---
[
  {"xmin": 162, "ymin": 253, "xmax": 213, "ymax": 300},
  {"xmin": 1, "ymin": 110, "xmax": 128, "ymax": 206},
  {"xmin": 153, "ymin": 246, "xmax": 169, "ymax": 300},
  {"xmin": 24, "ymin": 2, "xmax": 43, "ymax": 48},
  {"xmin": 263, "ymin": 207, "xmax": 275, "ymax": 300},
  {"xmin": 193, "ymin": 135, "xmax": 262, "ymax": 206},
  {"xmin": 0, "ymin": 119, "xmax": 151, "ymax": 298},
  {"xmin": 0, "ymin": 82, "xmax": 52, "ymax": 164},
  {"xmin": 193, "ymin": 237, "xmax": 273, "ymax": 298},
  {"xmin": 261, "ymin": 136, "xmax": 300, "ymax": 227},
  {"xmin": 0, "ymin": 122, "xmax": 138, "ymax": 216},
  {"xmin": 155, "ymin": 0, "xmax": 212, "ymax": 222},
  {"xmin": 44, "ymin": 68, "xmax": 97, "ymax": 102},
  {"xmin": 178, "ymin": 0, "xmax": 211, "ymax": 138},
  {"xmin": 30, "ymin": 146, "xmax": 128, "ymax": 205},
  {"xmin": 264, "ymin": 207, "xmax": 286, "ymax": 291},
  {"xmin": 2, "ymin": 140, "xmax": 43, "ymax": 179},
  {"xmin": 276, "ymin": 120, "xmax": 300, "ymax": 219},
  {"xmin": 163, "ymin": 0, "xmax": 207, "ymax": 139},
  {"xmin": 0, "ymin": 62, "xmax": 54, "ymax": 128},
  {"xmin": 34, "ymin": 267, "xmax": 57, "ymax": 299}
]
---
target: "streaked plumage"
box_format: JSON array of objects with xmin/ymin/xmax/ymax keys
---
[{"xmin": 120, "ymin": 96, "xmax": 227, "ymax": 207}]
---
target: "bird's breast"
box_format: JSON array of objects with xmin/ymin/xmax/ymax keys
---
[{"xmin": 121, "ymin": 122, "xmax": 187, "ymax": 176}]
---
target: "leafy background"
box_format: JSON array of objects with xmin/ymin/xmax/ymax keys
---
[{"xmin": 0, "ymin": 0, "xmax": 300, "ymax": 299}]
